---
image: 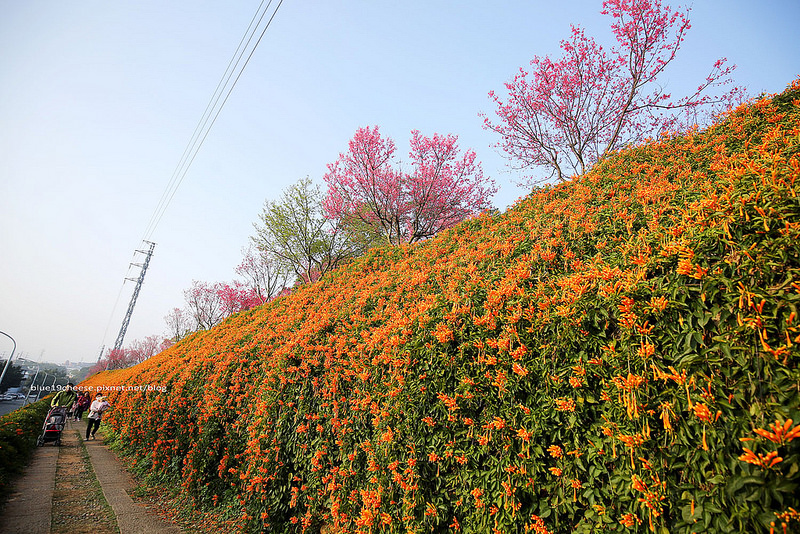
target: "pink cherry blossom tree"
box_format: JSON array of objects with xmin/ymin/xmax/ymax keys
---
[
  {"xmin": 94, "ymin": 334, "xmax": 168, "ymax": 372},
  {"xmin": 127, "ymin": 335, "xmax": 163, "ymax": 365},
  {"xmin": 182, "ymin": 279, "xmax": 265, "ymax": 331},
  {"xmin": 217, "ymin": 281, "xmax": 263, "ymax": 316},
  {"xmin": 99, "ymin": 348, "xmax": 130, "ymax": 371},
  {"xmin": 483, "ymin": 0, "xmax": 744, "ymax": 184},
  {"xmin": 323, "ymin": 126, "xmax": 497, "ymax": 246}
]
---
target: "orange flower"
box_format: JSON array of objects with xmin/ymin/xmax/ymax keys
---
[
  {"xmin": 516, "ymin": 428, "xmax": 532, "ymax": 441},
  {"xmin": 648, "ymin": 295, "xmax": 669, "ymax": 312},
  {"xmin": 554, "ymin": 398, "xmax": 575, "ymax": 412},
  {"xmin": 571, "ymin": 364, "xmax": 586, "ymax": 376},
  {"xmin": 676, "ymin": 253, "xmax": 694, "ymax": 276},
  {"xmin": 618, "ymin": 434, "xmax": 646, "ymax": 448},
  {"xmin": 570, "ymin": 478, "xmax": 582, "ymax": 501},
  {"xmin": 754, "ymin": 419, "xmax": 800, "ymax": 444},
  {"xmin": 659, "ymin": 402, "xmax": 674, "ymax": 433},
  {"xmin": 433, "ymin": 322, "xmax": 453, "ymax": 343},
  {"xmin": 619, "ymin": 513, "xmax": 640, "ymax": 527},
  {"xmin": 637, "ymin": 342, "xmax": 655, "ymax": 360},
  {"xmin": 547, "ymin": 445, "xmax": 563, "ymax": 458},
  {"xmin": 437, "ymin": 392, "xmax": 459, "ymax": 412},
  {"xmin": 527, "ymin": 514, "xmax": 552, "ymax": 534},
  {"xmin": 548, "ymin": 467, "xmax": 562, "ymax": 476},
  {"xmin": 471, "ymin": 487, "xmax": 484, "ymax": 509},
  {"xmin": 512, "ymin": 362, "xmax": 529, "ymax": 376},
  {"xmin": 738, "ymin": 448, "xmax": 783, "ymax": 469},
  {"xmin": 693, "ymin": 403, "xmax": 712, "ymax": 424},
  {"xmin": 449, "ymin": 516, "xmax": 461, "ymax": 530}
]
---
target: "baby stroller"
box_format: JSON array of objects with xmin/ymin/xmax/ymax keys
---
[{"xmin": 37, "ymin": 406, "xmax": 68, "ymax": 446}]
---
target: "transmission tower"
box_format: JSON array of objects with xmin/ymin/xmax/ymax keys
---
[{"xmin": 112, "ymin": 241, "xmax": 156, "ymax": 351}]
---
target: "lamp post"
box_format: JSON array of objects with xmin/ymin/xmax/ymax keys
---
[
  {"xmin": 34, "ymin": 373, "xmax": 50, "ymax": 402},
  {"xmin": 24, "ymin": 366, "xmax": 40, "ymax": 405},
  {"xmin": 0, "ymin": 330, "xmax": 17, "ymax": 392}
]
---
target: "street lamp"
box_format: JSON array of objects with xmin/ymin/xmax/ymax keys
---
[
  {"xmin": 34, "ymin": 373, "xmax": 50, "ymax": 402},
  {"xmin": 23, "ymin": 366, "xmax": 40, "ymax": 405},
  {"xmin": 0, "ymin": 330, "xmax": 17, "ymax": 392}
]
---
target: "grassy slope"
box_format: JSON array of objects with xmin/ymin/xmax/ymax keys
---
[{"xmin": 83, "ymin": 80, "xmax": 800, "ymax": 533}]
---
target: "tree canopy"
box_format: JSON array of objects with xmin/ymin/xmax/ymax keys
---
[
  {"xmin": 323, "ymin": 127, "xmax": 497, "ymax": 245},
  {"xmin": 483, "ymin": 0, "xmax": 742, "ymax": 184}
]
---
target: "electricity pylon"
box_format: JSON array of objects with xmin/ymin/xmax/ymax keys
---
[{"xmin": 112, "ymin": 241, "xmax": 156, "ymax": 352}]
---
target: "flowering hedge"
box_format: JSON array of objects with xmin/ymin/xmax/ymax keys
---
[
  {"xmin": 82, "ymin": 80, "xmax": 800, "ymax": 533},
  {"xmin": 0, "ymin": 398, "xmax": 52, "ymax": 502}
]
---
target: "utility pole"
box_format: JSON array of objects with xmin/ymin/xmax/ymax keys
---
[
  {"xmin": 34, "ymin": 373, "xmax": 49, "ymax": 402},
  {"xmin": 113, "ymin": 241, "xmax": 156, "ymax": 352},
  {"xmin": 23, "ymin": 366, "xmax": 39, "ymax": 405}
]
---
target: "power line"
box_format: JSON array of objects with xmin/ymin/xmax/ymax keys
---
[
  {"xmin": 141, "ymin": 0, "xmax": 285, "ymax": 243},
  {"xmin": 100, "ymin": 0, "xmax": 285, "ymax": 355},
  {"xmin": 139, "ymin": 1, "xmax": 272, "ymax": 243}
]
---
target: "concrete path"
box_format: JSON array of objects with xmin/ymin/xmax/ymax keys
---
[
  {"xmin": 0, "ymin": 419, "xmax": 182, "ymax": 534},
  {"xmin": 80, "ymin": 421, "xmax": 182, "ymax": 534},
  {"xmin": 0, "ymin": 444, "xmax": 57, "ymax": 534}
]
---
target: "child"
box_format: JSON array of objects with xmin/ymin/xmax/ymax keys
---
[{"xmin": 74, "ymin": 392, "xmax": 90, "ymax": 421}]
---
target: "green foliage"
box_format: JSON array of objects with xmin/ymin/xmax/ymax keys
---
[
  {"xmin": 252, "ymin": 176, "xmax": 377, "ymax": 284},
  {"xmin": 0, "ymin": 361, "xmax": 24, "ymax": 393},
  {"xmin": 0, "ymin": 398, "xmax": 52, "ymax": 503},
  {"xmin": 83, "ymin": 81, "xmax": 800, "ymax": 533}
]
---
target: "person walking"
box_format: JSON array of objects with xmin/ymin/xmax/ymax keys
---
[
  {"xmin": 85, "ymin": 393, "xmax": 111, "ymax": 440},
  {"xmin": 50, "ymin": 383, "xmax": 78, "ymax": 409},
  {"xmin": 69, "ymin": 394, "xmax": 80, "ymax": 420},
  {"xmin": 73, "ymin": 392, "xmax": 90, "ymax": 421}
]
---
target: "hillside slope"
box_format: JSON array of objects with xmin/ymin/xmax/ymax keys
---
[{"xmin": 83, "ymin": 80, "xmax": 800, "ymax": 534}]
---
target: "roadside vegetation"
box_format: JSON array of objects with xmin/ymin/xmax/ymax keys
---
[
  {"xmin": 93, "ymin": 0, "xmax": 746, "ymax": 392},
  {"xmin": 82, "ymin": 80, "xmax": 800, "ymax": 533},
  {"xmin": 0, "ymin": 397, "xmax": 52, "ymax": 504}
]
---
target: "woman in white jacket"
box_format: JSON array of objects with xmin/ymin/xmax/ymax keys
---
[{"xmin": 85, "ymin": 394, "xmax": 111, "ymax": 440}]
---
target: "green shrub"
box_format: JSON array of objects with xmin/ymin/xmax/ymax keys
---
[
  {"xmin": 0, "ymin": 397, "xmax": 53, "ymax": 503},
  {"xmin": 82, "ymin": 80, "xmax": 800, "ymax": 533}
]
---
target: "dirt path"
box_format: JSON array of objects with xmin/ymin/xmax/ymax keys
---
[
  {"xmin": 0, "ymin": 419, "xmax": 182, "ymax": 534},
  {"xmin": 50, "ymin": 425, "xmax": 117, "ymax": 534},
  {"xmin": 80, "ymin": 421, "xmax": 182, "ymax": 534}
]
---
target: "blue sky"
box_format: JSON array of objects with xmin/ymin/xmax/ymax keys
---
[{"xmin": 1, "ymin": 0, "xmax": 798, "ymax": 365}]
